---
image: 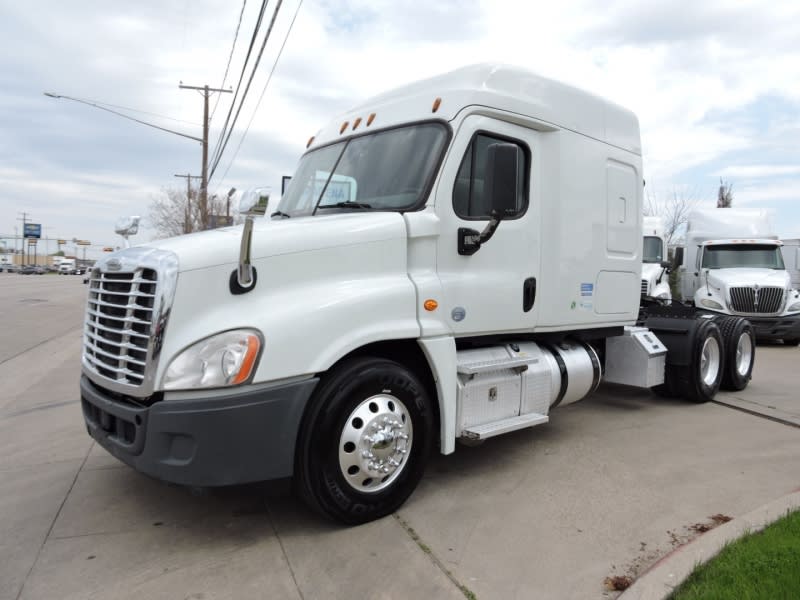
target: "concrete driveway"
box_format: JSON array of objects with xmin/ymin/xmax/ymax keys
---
[{"xmin": 2, "ymin": 275, "xmax": 798, "ymax": 599}]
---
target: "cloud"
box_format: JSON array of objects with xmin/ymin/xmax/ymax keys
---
[
  {"xmin": 2, "ymin": 0, "xmax": 800, "ymax": 253},
  {"xmin": 717, "ymin": 165, "xmax": 800, "ymax": 178}
]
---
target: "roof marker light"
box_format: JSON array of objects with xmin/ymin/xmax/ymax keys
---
[
  {"xmin": 339, "ymin": 121, "xmax": 349, "ymax": 134},
  {"xmin": 432, "ymin": 97, "xmax": 442, "ymax": 113},
  {"xmin": 306, "ymin": 136, "xmax": 315, "ymax": 148},
  {"xmin": 352, "ymin": 117, "xmax": 362, "ymax": 130},
  {"xmin": 367, "ymin": 113, "xmax": 376, "ymax": 126}
]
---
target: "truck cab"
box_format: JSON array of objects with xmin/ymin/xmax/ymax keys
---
[
  {"xmin": 79, "ymin": 65, "xmax": 755, "ymax": 524},
  {"xmin": 679, "ymin": 209, "xmax": 800, "ymax": 344},
  {"xmin": 641, "ymin": 216, "xmax": 671, "ymax": 299}
]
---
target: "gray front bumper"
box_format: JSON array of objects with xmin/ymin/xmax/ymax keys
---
[
  {"xmin": 746, "ymin": 314, "xmax": 800, "ymax": 341},
  {"xmin": 81, "ymin": 375, "xmax": 318, "ymax": 486}
]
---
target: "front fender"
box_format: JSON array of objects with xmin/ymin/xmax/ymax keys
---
[{"xmin": 155, "ymin": 238, "xmax": 420, "ymax": 389}]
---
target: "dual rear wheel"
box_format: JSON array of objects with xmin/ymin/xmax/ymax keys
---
[{"xmin": 653, "ymin": 316, "xmax": 754, "ymax": 402}]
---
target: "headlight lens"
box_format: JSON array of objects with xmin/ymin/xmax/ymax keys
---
[
  {"xmin": 788, "ymin": 301, "xmax": 800, "ymax": 312},
  {"xmin": 700, "ymin": 298, "xmax": 723, "ymax": 310},
  {"xmin": 164, "ymin": 329, "xmax": 262, "ymax": 390}
]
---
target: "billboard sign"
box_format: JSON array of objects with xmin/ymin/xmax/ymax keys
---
[{"xmin": 24, "ymin": 223, "xmax": 41, "ymax": 238}]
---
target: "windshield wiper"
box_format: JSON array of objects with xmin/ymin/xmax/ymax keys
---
[
  {"xmin": 270, "ymin": 210, "xmax": 291, "ymax": 218},
  {"xmin": 317, "ymin": 201, "xmax": 372, "ymax": 210}
]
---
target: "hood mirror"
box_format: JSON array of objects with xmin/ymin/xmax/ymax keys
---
[
  {"xmin": 115, "ymin": 216, "xmax": 140, "ymax": 248},
  {"xmin": 238, "ymin": 188, "xmax": 270, "ymax": 216}
]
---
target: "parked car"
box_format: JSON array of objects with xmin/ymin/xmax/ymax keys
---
[
  {"xmin": 3, "ymin": 264, "xmax": 19, "ymax": 273},
  {"xmin": 33, "ymin": 266, "xmax": 46, "ymax": 275},
  {"xmin": 19, "ymin": 265, "xmax": 37, "ymax": 275}
]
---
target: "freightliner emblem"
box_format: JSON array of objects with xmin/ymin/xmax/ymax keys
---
[{"xmin": 106, "ymin": 258, "xmax": 122, "ymax": 271}]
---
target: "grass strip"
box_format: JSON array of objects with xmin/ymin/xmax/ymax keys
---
[{"xmin": 669, "ymin": 509, "xmax": 800, "ymax": 600}]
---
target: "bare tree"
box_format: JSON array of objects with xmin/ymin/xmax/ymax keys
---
[
  {"xmin": 717, "ymin": 178, "xmax": 733, "ymax": 208},
  {"xmin": 147, "ymin": 187, "xmax": 235, "ymax": 239},
  {"xmin": 643, "ymin": 187, "xmax": 698, "ymax": 245}
]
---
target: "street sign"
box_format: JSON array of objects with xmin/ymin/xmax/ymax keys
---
[
  {"xmin": 103, "ymin": 247, "xmax": 115, "ymax": 252},
  {"xmin": 76, "ymin": 240, "xmax": 91, "ymax": 246},
  {"xmin": 23, "ymin": 223, "xmax": 41, "ymax": 238},
  {"xmin": 27, "ymin": 238, "xmax": 37, "ymax": 244},
  {"xmin": 57, "ymin": 239, "xmax": 66, "ymax": 245}
]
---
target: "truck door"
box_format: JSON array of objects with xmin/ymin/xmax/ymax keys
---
[{"xmin": 435, "ymin": 115, "xmax": 540, "ymax": 336}]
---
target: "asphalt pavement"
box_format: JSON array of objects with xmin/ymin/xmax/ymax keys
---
[{"xmin": 1, "ymin": 273, "xmax": 798, "ymax": 600}]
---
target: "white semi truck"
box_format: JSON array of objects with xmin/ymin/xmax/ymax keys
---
[
  {"xmin": 677, "ymin": 209, "xmax": 800, "ymax": 345},
  {"xmin": 781, "ymin": 239, "xmax": 800, "ymax": 290},
  {"xmin": 641, "ymin": 216, "xmax": 672, "ymax": 300},
  {"xmin": 80, "ymin": 65, "xmax": 757, "ymax": 524}
]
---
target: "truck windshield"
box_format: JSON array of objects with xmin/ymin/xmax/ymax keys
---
[
  {"xmin": 643, "ymin": 236, "xmax": 664, "ymax": 263},
  {"xmin": 276, "ymin": 123, "xmax": 448, "ymax": 217},
  {"xmin": 701, "ymin": 244, "xmax": 786, "ymax": 269}
]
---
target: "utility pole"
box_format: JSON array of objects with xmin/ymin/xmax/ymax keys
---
[
  {"xmin": 174, "ymin": 173, "xmax": 202, "ymax": 233},
  {"xmin": 179, "ymin": 83, "xmax": 232, "ymax": 230},
  {"xmin": 17, "ymin": 212, "xmax": 30, "ymax": 265}
]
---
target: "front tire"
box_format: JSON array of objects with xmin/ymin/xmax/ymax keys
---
[{"xmin": 295, "ymin": 356, "xmax": 434, "ymax": 525}]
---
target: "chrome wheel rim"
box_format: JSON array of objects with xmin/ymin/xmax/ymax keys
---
[
  {"xmin": 735, "ymin": 332, "xmax": 753, "ymax": 377},
  {"xmin": 338, "ymin": 394, "xmax": 412, "ymax": 494},
  {"xmin": 700, "ymin": 336, "xmax": 721, "ymax": 386}
]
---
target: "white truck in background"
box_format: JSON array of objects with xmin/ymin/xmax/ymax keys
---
[
  {"xmin": 58, "ymin": 258, "xmax": 77, "ymax": 274},
  {"xmin": 677, "ymin": 209, "xmax": 800, "ymax": 345},
  {"xmin": 79, "ymin": 64, "xmax": 759, "ymax": 524},
  {"xmin": 641, "ymin": 216, "xmax": 672, "ymax": 300},
  {"xmin": 781, "ymin": 239, "xmax": 800, "ymax": 290}
]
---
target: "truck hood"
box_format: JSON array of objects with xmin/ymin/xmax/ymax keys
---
[
  {"xmin": 137, "ymin": 212, "xmax": 408, "ymax": 272},
  {"xmin": 706, "ymin": 268, "xmax": 790, "ymax": 290},
  {"xmin": 641, "ymin": 263, "xmax": 665, "ymax": 281}
]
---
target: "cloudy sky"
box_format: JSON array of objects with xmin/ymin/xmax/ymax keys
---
[{"xmin": 1, "ymin": 0, "xmax": 799, "ymax": 258}]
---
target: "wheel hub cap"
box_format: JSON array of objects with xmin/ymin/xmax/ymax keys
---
[
  {"xmin": 735, "ymin": 332, "xmax": 753, "ymax": 377},
  {"xmin": 338, "ymin": 394, "xmax": 412, "ymax": 493},
  {"xmin": 700, "ymin": 336, "xmax": 721, "ymax": 386}
]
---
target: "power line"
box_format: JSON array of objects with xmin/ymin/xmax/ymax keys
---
[
  {"xmin": 43, "ymin": 93, "xmax": 202, "ymax": 143},
  {"xmin": 211, "ymin": 0, "xmax": 248, "ymax": 123},
  {"xmin": 63, "ymin": 95, "xmax": 201, "ymax": 126},
  {"xmin": 209, "ymin": 0, "xmax": 285, "ymax": 181},
  {"xmin": 214, "ymin": 0, "xmax": 303, "ymax": 193},
  {"xmin": 208, "ymin": 0, "xmax": 270, "ymax": 171}
]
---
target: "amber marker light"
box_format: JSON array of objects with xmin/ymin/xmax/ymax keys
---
[
  {"xmin": 231, "ymin": 334, "xmax": 261, "ymax": 385},
  {"xmin": 340, "ymin": 121, "xmax": 349, "ymax": 134},
  {"xmin": 306, "ymin": 136, "xmax": 315, "ymax": 148},
  {"xmin": 424, "ymin": 299, "xmax": 439, "ymax": 312},
  {"xmin": 352, "ymin": 117, "xmax": 362, "ymax": 130},
  {"xmin": 432, "ymin": 97, "xmax": 442, "ymax": 113},
  {"xmin": 367, "ymin": 113, "xmax": 376, "ymax": 126}
]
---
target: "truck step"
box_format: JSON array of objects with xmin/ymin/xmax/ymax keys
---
[
  {"xmin": 461, "ymin": 412, "xmax": 549, "ymax": 440},
  {"xmin": 457, "ymin": 355, "xmax": 537, "ymax": 376}
]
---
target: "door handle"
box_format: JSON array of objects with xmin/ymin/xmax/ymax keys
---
[{"xmin": 523, "ymin": 277, "xmax": 536, "ymax": 312}]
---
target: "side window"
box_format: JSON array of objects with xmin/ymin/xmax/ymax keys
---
[{"xmin": 453, "ymin": 133, "xmax": 528, "ymax": 219}]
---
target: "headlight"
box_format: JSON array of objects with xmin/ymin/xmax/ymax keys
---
[
  {"xmin": 164, "ymin": 329, "xmax": 262, "ymax": 390},
  {"xmin": 788, "ymin": 301, "xmax": 800, "ymax": 312},
  {"xmin": 700, "ymin": 298, "xmax": 723, "ymax": 310}
]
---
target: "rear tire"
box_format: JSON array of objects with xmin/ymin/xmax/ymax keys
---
[
  {"xmin": 715, "ymin": 317, "xmax": 755, "ymax": 391},
  {"xmin": 659, "ymin": 320, "xmax": 724, "ymax": 403},
  {"xmin": 294, "ymin": 356, "xmax": 434, "ymax": 525}
]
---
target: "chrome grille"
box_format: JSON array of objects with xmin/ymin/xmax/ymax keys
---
[
  {"xmin": 84, "ymin": 269, "xmax": 158, "ymax": 387},
  {"xmin": 641, "ymin": 279, "xmax": 649, "ymax": 295},
  {"xmin": 729, "ymin": 286, "xmax": 783, "ymax": 314}
]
